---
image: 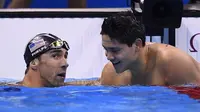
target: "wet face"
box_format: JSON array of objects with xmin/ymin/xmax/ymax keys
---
[
  {"xmin": 102, "ymin": 35, "xmax": 138, "ymax": 73},
  {"xmin": 38, "ymin": 48, "xmax": 68, "ymax": 87}
]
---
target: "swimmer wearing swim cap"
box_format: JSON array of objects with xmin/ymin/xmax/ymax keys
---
[{"xmin": 17, "ymin": 33, "xmax": 70, "ymax": 87}]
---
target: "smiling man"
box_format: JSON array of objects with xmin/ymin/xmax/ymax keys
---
[
  {"xmin": 18, "ymin": 33, "xmax": 70, "ymax": 87},
  {"xmin": 100, "ymin": 11, "xmax": 200, "ymax": 86}
]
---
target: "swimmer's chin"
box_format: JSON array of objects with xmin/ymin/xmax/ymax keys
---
[{"xmin": 112, "ymin": 62, "xmax": 126, "ymax": 74}]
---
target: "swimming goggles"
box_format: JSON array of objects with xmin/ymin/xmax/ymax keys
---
[{"xmin": 49, "ymin": 39, "xmax": 70, "ymax": 51}]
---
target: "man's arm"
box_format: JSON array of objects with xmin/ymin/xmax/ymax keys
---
[{"xmin": 64, "ymin": 78, "xmax": 101, "ymax": 86}]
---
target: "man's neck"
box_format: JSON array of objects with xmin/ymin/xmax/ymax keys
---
[
  {"xmin": 22, "ymin": 71, "xmax": 45, "ymax": 87},
  {"xmin": 129, "ymin": 46, "xmax": 149, "ymax": 84}
]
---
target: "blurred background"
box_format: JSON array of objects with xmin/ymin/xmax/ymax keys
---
[{"xmin": 0, "ymin": 0, "xmax": 191, "ymax": 9}]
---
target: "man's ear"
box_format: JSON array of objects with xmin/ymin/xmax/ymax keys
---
[
  {"xmin": 30, "ymin": 58, "xmax": 39, "ymax": 71},
  {"xmin": 135, "ymin": 38, "xmax": 143, "ymax": 47},
  {"xmin": 133, "ymin": 38, "xmax": 143, "ymax": 52}
]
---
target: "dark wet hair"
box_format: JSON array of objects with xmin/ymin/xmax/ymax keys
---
[{"xmin": 100, "ymin": 11, "xmax": 145, "ymax": 47}]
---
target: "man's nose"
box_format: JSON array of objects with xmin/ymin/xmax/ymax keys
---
[
  {"xmin": 105, "ymin": 51, "xmax": 114, "ymax": 61},
  {"xmin": 61, "ymin": 58, "xmax": 69, "ymax": 70},
  {"xmin": 61, "ymin": 63, "xmax": 68, "ymax": 70},
  {"xmin": 61, "ymin": 61, "xmax": 68, "ymax": 71}
]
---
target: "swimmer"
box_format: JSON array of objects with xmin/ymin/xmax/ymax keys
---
[
  {"xmin": 66, "ymin": 10, "xmax": 200, "ymax": 86},
  {"xmin": 100, "ymin": 10, "xmax": 200, "ymax": 86},
  {"xmin": 17, "ymin": 33, "xmax": 70, "ymax": 87}
]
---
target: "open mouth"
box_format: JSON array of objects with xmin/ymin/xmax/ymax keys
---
[{"xmin": 57, "ymin": 73, "xmax": 66, "ymax": 78}]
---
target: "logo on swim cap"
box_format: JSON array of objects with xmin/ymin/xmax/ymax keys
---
[{"xmin": 28, "ymin": 38, "xmax": 46, "ymax": 55}]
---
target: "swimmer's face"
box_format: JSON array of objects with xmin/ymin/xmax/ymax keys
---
[
  {"xmin": 38, "ymin": 48, "xmax": 68, "ymax": 87},
  {"xmin": 102, "ymin": 35, "xmax": 138, "ymax": 73}
]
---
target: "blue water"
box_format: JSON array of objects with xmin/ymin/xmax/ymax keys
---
[{"xmin": 0, "ymin": 79, "xmax": 200, "ymax": 112}]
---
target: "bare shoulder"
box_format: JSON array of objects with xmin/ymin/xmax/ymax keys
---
[
  {"xmin": 101, "ymin": 62, "xmax": 116, "ymax": 76},
  {"xmin": 147, "ymin": 43, "xmax": 192, "ymax": 72},
  {"xmin": 100, "ymin": 62, "xmax": 116, "ymax": 85},
  {"xmin": 155, "ymin": 43, "xmax": 192, "ymax": 61},
  {"xmin": 151, "ymin": 43, "xmax": 199, "ymax": 73},
  {"xmin": 148, "ymin": 43, "xmax": 188, "ymax": 60},
  {"xmin": 103, "ymin": 62, "xmax": 114, "ymax": 70}
]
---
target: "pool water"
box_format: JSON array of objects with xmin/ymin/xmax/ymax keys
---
[{"xmin": 0, "ymin": 79, "xmax": 200, "ymax": 112}]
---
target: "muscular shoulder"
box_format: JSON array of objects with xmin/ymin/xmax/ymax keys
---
[
  {"xmin": 153, "ymin": 43, "xmax": 191, "ymax": 62},
  {"xmin": 151, "ymin": 43, "xmax": 198, "ymax": 73},
  {"xmin": 100, "ymin": 62, "xmax": 117, "ymax": 85},
  {"xmin": 148, "ymin": 43, "xmax": 178, "ymax": 61}
]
